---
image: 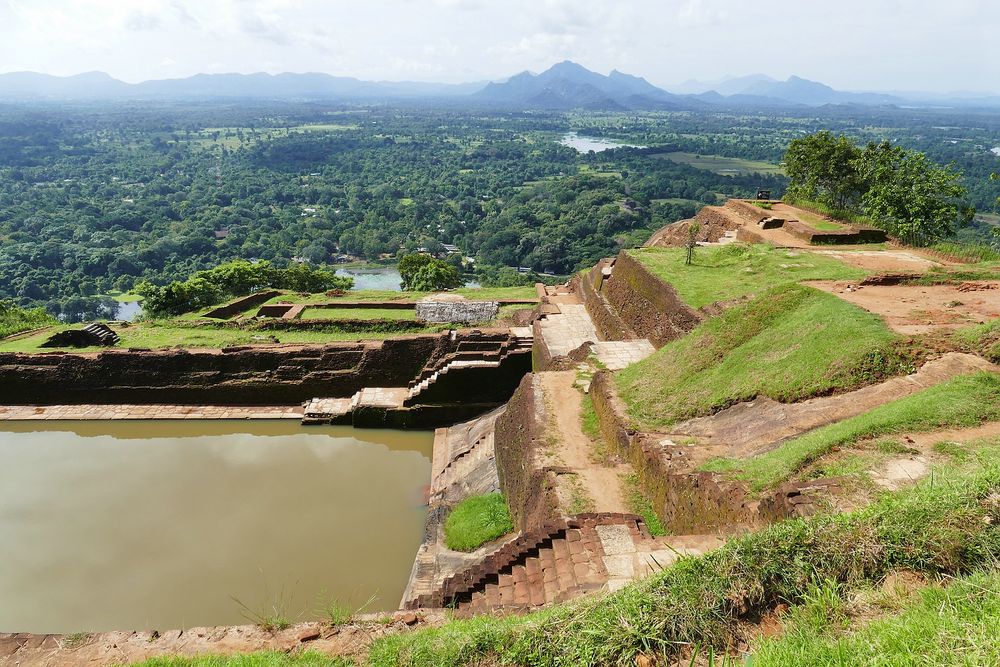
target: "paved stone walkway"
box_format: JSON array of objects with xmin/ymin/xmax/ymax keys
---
[
  {"xmin": 0, "ymin": 404, "xmax": 304, "ymax": 420},
  {"xmin": 539, "ymin": 303, "xmax": 599, "ymax": 357},
  {"xmin": 592, "ymin": 341, "xmax": 656, "ymax": 370}
]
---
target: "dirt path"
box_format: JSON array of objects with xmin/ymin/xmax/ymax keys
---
[
  {"xmin": 812, "ymin": 280, "xmax": 1000, "ymax": 334},
  {"xmin": 540, "ymin": 371, "xmax": 629, "ymax": 513}
]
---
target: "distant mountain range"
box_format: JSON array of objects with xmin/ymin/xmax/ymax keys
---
[{"xmin": 2, "ymin": 62, "xmax": 998, "ymax": 110}]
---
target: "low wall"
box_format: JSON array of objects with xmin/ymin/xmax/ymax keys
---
[
  {"xmin": 0, "ymin": 332, "xmax": 510, "ymax": 406},
  {"xmin": 202, "ymin": 291, "xmax": 282, "ymax": 319},
  {"xmin": 576, "ymin": 262, "xmax": 635, "ymax": 341},
  {"xmin": 588, "ymin": 372, "xmax": 765, "ymax": 533},
  {"xmin": 783, "ymin": 219, "xmax": 887, "ymax": 244},
  {"xmin": 493, "ymin": 374, "xmax": 563, "ymax": 532},
  {"xmin": 725, "ymin": 199, "xmax": 771, "ymax": 224},
  {"xmin": 416, "ymin": 301, "xmax": 499, "ymax": 324},
  {"xmin": 600, "ymin": 252, "xmax": 703, "ymax": 347}
]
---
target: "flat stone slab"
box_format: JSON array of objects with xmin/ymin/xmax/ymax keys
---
[
  {"xmin": 0, "ymin": 405, "xmax": 304, "ymax": 420},
  {"xmin": 592, "ymin": 340, "xmax": 656, "ymax": 370},
  {"xmin": 354, "ymin": 387, "xmax": 408, "ymax": 408},
  {"xmin": 540, "ymin": 303, "xmax": 599, "ymax": 357}
]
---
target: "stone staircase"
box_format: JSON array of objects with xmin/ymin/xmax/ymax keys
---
[
  {"xmin": 82, "ymin": 323, "xmax": 120, "ymax": 345},
  {"xmin": 405, "ymin": 514, "xmax": 653, "ymax": 613},
  {"xmin": 404, "ymin": 333, "xmax": 533, "ymax": 406}
]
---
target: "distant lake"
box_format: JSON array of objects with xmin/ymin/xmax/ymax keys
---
[
  {"xmin": 336, "ymin": 266, "xmax": 403, "ymax": 291},
  {"xmin": 559, "ymin": 132, "xmax": 645, "ymax": 153},
  {"xmin": 115, "ymin": 300, "xmax": 142, "ymax": 321}
]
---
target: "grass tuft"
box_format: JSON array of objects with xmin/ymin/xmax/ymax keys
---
[
  {"xmin": 443, "ymin": 493, "xmax": 515, "ymax": 552},
  {"xmin": 130, "ymin": 650, "xmax": 352, "ymax": 666}
]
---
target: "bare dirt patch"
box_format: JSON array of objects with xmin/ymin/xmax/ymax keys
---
[
  {"xmin": 810, "ymin": 249, "xmax": 941, "ymax": 273},
  {"xmin": 540, "ymin": 371, "xmax": 630, "ymax": 513},
  {"xmin": 811, "ymin": 280, "xmax": 1000, "ymax": 334}
]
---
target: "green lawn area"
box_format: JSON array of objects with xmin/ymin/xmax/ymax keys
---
[
  {"xmin": 615, "ymin": 283, "xmax": 905, "ymax": 429},
  {"xmin": 701, "ymin": 371, "xmax": 1000, "ymax": 490},
  {"xmin": 628, "ymin": 243, "xmax": 866, "ymax": 309},
  {"xmin": 443, "ymin": 493, "xmax": 515, "ymax": 552},
  {"xmin": 750, "ymin": 570, "xmax": 1000, "ymax": 666},
  {"xmin": 651, "ymin": 151, "xmax": 784, "ymax": 175},
  {"xmin": 0, "ymin": 321, "xmax": 434, "ymax": 353},
  {"xmin": 299, "ymin": 307, "xmax": 417, "ymax": 321},
  {"xmin": 262, "ymin": 286, "xmax": 537, "ymax": 306},
  {"xmin": 0, "ymin": 306, "xmax": 57, "ymax": 339}
]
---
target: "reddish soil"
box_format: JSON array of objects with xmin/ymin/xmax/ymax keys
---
[
  {"xmin": 809, "ymin": 249, "xmax": 941, "ymax": 273},
  {"xmin": 0, "ymin": 614, "xmax": 440, "ymax": 667},
  {"xmin": 811, "ymin": 281, "xmax": 1000, "ymax": 334}
]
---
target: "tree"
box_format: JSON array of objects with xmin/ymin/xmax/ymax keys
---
[
  {"xmin": 684, "ymin": 222, "xmax": 701, "ymax": 266},
  {"xmin": 784, "ymin": 131, "xmax": 863, "ymax": 210},
  {"xmin": 398, "ymin": 253, "xmax": 463, "ymax": 291},
  {"xmin": 857, "ymin": 142, "xmax": 970, "ymax": 246}
]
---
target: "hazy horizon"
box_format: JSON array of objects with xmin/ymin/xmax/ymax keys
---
[{"xmin": 0, "ymin": 0, "xmax": 997, "ymax": 95}]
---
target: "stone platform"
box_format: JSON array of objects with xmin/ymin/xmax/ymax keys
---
[{"xmin": 0, "ymin": 404, "xmax": 304, "ymax": 420}]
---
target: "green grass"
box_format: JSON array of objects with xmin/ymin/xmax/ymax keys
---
[
  {"xmin": 628, "ymin": 244, "xmax": 866, "ymax": 309},
  {"xmin": 299, "ymin": 307, "xmax": 417, "ymax": 321},
  {"xmin": 930, "ymin": 240, "xmax": 1000, "ymax": 263},
  {"xmin": 0, "ymin": 320, "xmax": 438, "ymax": 353},
  {"xmin": 369, "ymin": 447, "xmax": 1000, "ymax": 666},
  {"xmin": 621, "ymin": 473, "xmax": 666, "ymax": 537},
  {"xmin": 615, "ymin": 284, "xmax": 905, "ymax": 429},
  {"xmin": 702, "ymin": 371, "xmax": 1000, "ymax": 490},
  {"xmin": 443, "ymin": 493, "xmax": 515, "ymax": 552},
  {"xmin": 750, "ymin": 570, "xmax": 1000, "ymax": 666},
  {"xmin": 0, "ymin": 305, "xmax": 57, "ymax": 339},
  {"xmin": 131, "ymin": 651, "xmax": 352, "ymax": 667},
  {"xmin": 651, "ymin": 151, "xmax": 784, "ymax": 175},
  {"xmin": 261, "ymin": 286, "xmax": 537, "ymax": 306},
  {"xmin": 952, "ymin": 318, "xmax": 1000, "ymax": 363}
]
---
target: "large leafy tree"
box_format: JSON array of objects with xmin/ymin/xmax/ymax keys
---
[
  {"xmin": 784, "ymin": 131, "xmax": 863, "ymax": 210},
  {"xmin": 398, "ymin": 254, "xmax": 464, "ymax": 292},
  {"xmin": 857, "ymin": 142, "xmax": 970, "ymax": 246}
]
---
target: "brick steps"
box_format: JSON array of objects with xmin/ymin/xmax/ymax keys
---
[{"xmin": 405, "ymin": 335, "xmax": 533, "ymax": 404}]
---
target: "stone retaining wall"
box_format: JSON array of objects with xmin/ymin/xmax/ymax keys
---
[
  {"xmin": 493, "ymin": 374, "xmax": 563, "ymax": 532},
  {"xmin": 202, "ymin": 291, "xmax": 282, "ymax": 319},
  {"xmin": 588, "ymin": 371, "xmax": 764, "ymax": 533},
  {"xmin": 416, "ymin": 301, "xmax": 499, "ymax": 324},
  {"xmin": 576, "ymin": 261, "xmax": 635, "ymax": 341},
  {"xmin": 725, "ymin": 199, "xmax": 772, "ymax": 224},
  {"xmin": 600, "ymin": 252, "xmax": 703, "ymax": 347},
  {"xmin": 0, "ymin": 331, "xmax": 515, "ymax": 406},
  {"xmin": 783, "ymin": 219, "xmax": 887, "ymax": 244}
]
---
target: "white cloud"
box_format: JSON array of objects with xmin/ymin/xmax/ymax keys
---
[{"xmin": 0, "ymin": 0, "xmax": 996, "ymax": 92}]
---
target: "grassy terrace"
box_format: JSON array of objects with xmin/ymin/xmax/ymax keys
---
[
  {"xmin": 628, "ymin": 244, "xmax": 866, "ymax": 309},
  {"xmin": 262, "ymin": 286, "xmax": 539, "ymax": 306},
  {"xmin": 0, "ymin": 321, "xmax": 446, "ymax": 354},
  {"xmin": 369, "ymin": 449, "xmax": 1000, "ymax": 666},
  {"xmin": 703, "ymin": 372, "xmax": 1000, "ymax": 490},
  {"xmin": 615, "ymin": 283, "xmax": 904, "ymax": 429}
]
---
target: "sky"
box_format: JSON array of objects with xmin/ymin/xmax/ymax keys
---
[{"xmin": 0, "ymin": 0, "xmax": 997, "ymax": 94}]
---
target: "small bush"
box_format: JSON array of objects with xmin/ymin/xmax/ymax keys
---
[{"xmin": 443, "ymin": 493, "xmax": 514, "ymax": 552}]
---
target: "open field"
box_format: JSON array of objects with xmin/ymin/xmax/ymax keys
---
[
  {"xmin": 628, "ymin": 244, "xmax": 866, "ymax": 309},
  {"xmin": 651, "ymin": 151, "xmax": 784, "ymax": 175}
]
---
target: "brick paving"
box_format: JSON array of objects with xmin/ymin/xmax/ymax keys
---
[{"xmin": 0, "ymin": 404, "xmax": 304, "ymax": 420}]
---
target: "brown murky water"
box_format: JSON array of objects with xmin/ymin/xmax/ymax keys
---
[{"xmin": 0, "ymin": 421, "xmax": 433, "ymax": 634}]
